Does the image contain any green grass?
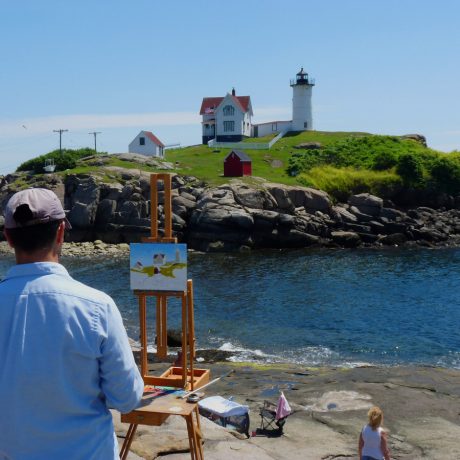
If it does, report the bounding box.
[17,130,460,201]
[164,131,413,187]
[167,144,299,186]
[242,133,277,143]
[299,166,403,202]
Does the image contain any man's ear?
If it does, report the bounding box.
[3,229,14,248]
[56,221,66,245]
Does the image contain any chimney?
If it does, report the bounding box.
[231,87,236,96]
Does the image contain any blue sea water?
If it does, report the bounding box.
[1,248,459,368]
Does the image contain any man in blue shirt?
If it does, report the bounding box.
[0,188,144,460]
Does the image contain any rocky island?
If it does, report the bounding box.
[1,153,460,252]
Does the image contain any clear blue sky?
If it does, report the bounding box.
[1,0,459,174]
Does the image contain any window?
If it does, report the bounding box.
[272,123,277,131]
[224,121,234,132]
[223,105,235,116]
[139,137,145,145]
[304,122,308,128]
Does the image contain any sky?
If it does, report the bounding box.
[1,0,460,175]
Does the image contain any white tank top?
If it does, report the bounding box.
[362,424,384,459]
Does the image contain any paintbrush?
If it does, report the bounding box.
[179,369,235,400]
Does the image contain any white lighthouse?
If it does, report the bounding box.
[290,67,315,131]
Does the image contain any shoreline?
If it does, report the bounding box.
[114,361,460,459]
[131,343,460,372]
[0,240,459,259]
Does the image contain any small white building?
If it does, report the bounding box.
[252,120,292,138]
[200,68,315,144]
[129,131,165,157]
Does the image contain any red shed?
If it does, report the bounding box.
[224,150,252,177]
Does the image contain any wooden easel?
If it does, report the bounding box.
[120,173,209,460]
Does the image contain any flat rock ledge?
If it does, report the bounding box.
[114,363,460,459]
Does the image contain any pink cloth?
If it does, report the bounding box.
[275,392,291,421]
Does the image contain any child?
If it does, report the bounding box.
[358,406,391,460]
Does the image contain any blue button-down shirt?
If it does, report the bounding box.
[0,262,144,460]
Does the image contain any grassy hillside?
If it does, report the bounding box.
[13,131,460,203]
[164,131,371,186]
[165,131,460,201]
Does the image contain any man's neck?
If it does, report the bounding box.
[15,250,59,265]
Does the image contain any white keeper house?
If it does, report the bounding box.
[199,68,315,144]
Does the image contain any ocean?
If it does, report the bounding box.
[1,248,459,368]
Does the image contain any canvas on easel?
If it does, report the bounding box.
[130,243,187,291]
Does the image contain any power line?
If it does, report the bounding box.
[88,131,102,154]
[53,129,68,154]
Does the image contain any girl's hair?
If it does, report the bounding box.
[367,406,383,430]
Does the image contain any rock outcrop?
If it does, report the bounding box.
[1,171,460,252]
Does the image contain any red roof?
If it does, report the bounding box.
[144,131,164,147]
[200,96,251,115]
[225,149,252,162]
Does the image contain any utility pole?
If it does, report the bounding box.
[89,131,101,154]
[53,129,68,155]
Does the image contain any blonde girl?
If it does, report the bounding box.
[358,406,390,460]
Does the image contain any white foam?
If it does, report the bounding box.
[129,335,379,368]
[436,351,460,370]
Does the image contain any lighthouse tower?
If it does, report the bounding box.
[290,67,315,131]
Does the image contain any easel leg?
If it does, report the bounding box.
[194,405,203,440]
[138,294,148,377]
[156,296,168,360]
[184,407,204,460]
[185,414,198,460]
[181,293,188,388]
[187,280,195,387]
[193,406,204,460]
[120,423,138,460]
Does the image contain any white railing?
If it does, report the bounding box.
[207,130,288,150]
[268,130,287,147]
[208,141,268,149]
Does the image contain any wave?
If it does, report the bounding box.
[214,339,371,367]
[436,351,460,369]
[128,334,460,370]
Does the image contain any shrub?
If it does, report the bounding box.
[287,150,324,175]
[429,156,460,193]
[372,150,398,170]
[287,135,431,177]
[396,153,424,186]
[17,148,104,173]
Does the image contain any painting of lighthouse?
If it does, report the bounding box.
[130,243,187,291]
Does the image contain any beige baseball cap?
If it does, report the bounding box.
[4,188,71,229]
